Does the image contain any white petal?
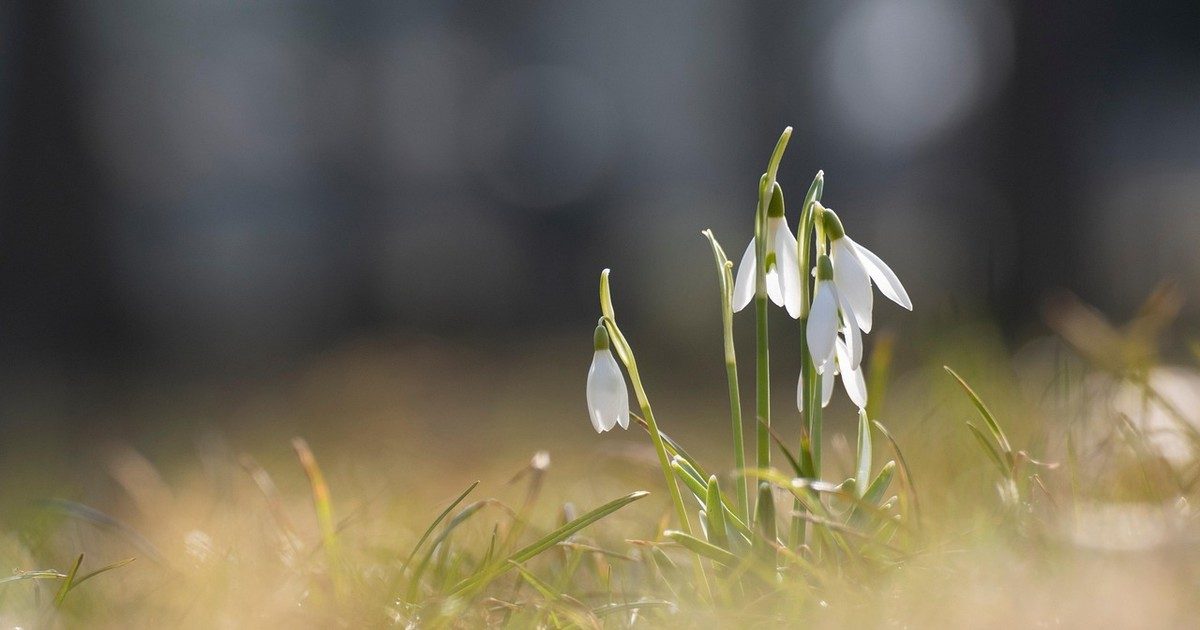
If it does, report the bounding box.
[766,267,784,307]
[842,313,863,370]
[587,349,629,432]
[807,280,839,374]
[796,371,805,413]
[832,239,874,333]
[836,342,868,409]
[774,224,803,319]
[848,237,912,311]
[731,240,756,313]
[821,367,835,407]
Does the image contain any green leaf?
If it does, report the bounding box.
[872,420,921,526]
[704,476,729,550]
[966,422,1009,476]
[592,599,676,618]
[670,459,751,540]
[403,480,479,574]
[448,491,649,598]
[754,482,777,552]
[945,366,1013,456]
[855,409,873,498]
[53,554,83,607]
[406,500,489,602]
[862,461,896,507]
[69,557,135,593]
[664,530,738,567]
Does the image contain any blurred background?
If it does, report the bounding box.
[0,1,1197,442]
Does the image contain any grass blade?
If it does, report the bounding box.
[0,570,67,587]
[862,461,896,507]
[855,409,873,498]
[966,422,1008,476]
[704,476,729,550]
[448,491,649,598]
[69,557,136,592]
[402,480,480,573]
[944,366,1013,456]
[406,500,489,602]
[872,420,922,528]
[664,530,738,567]
[292,438,337,554]
[53,554,84,607]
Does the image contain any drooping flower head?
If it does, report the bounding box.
[587,324,630,433]
[731,184,803,318]
[806,254,842,375]
[800,204,911,412]
[821,206,912,336]
[798,335,867,412]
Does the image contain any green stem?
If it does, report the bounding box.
[724,359,749,524]
[702,232,750,524]
[610,323,692,537]
[598,272,692,536]
[789,172,824,548]
[599,271,710,597]
[751,128,791,524]
[753,183,771,525]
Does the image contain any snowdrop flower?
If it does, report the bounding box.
[807,255,848,374]
[731,187,803,318]
[821,205,912,335]
[797,336,868,412]
[587,324,630,433]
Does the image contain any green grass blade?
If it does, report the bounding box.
[671,458,752,540]
[448,491,649,598]
[508,560,559,600]
[670,457,707,507]
[966,422,1008,476]
[704,476,729,550]
[69,557,135,593]
[292,438,339,557]
[664,530,738,567]
[945,366,1013,455]
[406,500,489,603]
[872,420,922,528]
[53,554,83,607]
[862,461,896,507]
[855,409,873,498]
[592,599,676,618]
[402,480,479,573]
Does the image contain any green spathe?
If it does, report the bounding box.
[593,324,610,351]
[816,255,834,281]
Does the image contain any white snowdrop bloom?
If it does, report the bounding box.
[806,255,845,374]
[732,192,803,317]
[821,206,912,335]
[797,336,867,412]
[587,325,630,433]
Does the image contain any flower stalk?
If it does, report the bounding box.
[702,230,751,523]
[753,127,792,524]
[597,270,692,537]
[791,171,824,546]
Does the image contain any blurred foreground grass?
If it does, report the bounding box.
[3,292,1200,627]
